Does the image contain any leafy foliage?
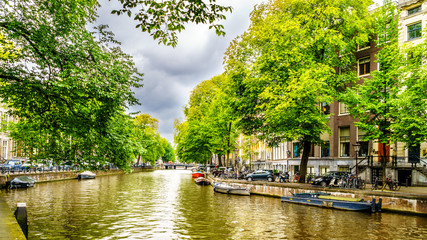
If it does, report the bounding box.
[0,1,140,169]
[111,0,232,46]
[0,0,228,169]
[174,74,238,164]
[225,0,372,182]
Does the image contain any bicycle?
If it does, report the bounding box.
[371,176,400,191]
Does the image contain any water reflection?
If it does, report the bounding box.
[1,170,426,239]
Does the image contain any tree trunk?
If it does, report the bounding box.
[382,142,387,183]
[226,122,232,168]
[218,154,223,167]
[299,140,311,183]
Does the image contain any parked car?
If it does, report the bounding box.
[21,161,43,172]
[311,171,349,187]
[0,159,25,171]
[245,170,275,182]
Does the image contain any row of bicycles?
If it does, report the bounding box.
[328,174,366,190]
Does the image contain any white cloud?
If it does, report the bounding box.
[96,0,381,144]
[96,0,265,144]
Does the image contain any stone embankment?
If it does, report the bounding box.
[214,178,427,215]
[0,167,152,188]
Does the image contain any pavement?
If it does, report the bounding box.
[366,184,427,195]
[0,194,26,240]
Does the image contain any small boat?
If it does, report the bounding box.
[194,177,211,185]
[8,176,36,188]
[191,168,205,179]
[213,182,251,196]
[281,192,382,212]
[78,171,96,179]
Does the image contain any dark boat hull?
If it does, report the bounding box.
[78,175,95,180]
[281,195,382,212]
[7,176,36,188]
[194,177,211,185]
[213,182,251,196]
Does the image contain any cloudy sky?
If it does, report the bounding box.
[96,0,383,144]
[96,0,265,144]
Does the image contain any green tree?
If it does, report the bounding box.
[391,32,427,151]
[174,119,212,164]
[174,74,238,166]
[0,0,231,169]
[161,139,175,163]
[132,114,166,165]
[341,0,402,181]
[225,0,372,182]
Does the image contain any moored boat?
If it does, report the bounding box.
[194,177,211,185]
[281,192,382,212]
[213,182,251,196]
[7,176,36,188]
[192,171,204,179]
[78,171,96,179]
[191,168,205,179]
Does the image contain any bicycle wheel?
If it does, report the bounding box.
[359,180,366,190]
[394,182,401,191]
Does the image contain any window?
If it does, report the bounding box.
[339,102,349,115]
[358,129,369,157]
[12,141,17,157]
[321,102,330,115]
[408,6,421,16]
[2,140,8,159]
[338,166,350,172]
[408,22,422,40]
[320,166,329,175]
[340,127,350,157]
[358,57,370,76]
[309,143,315,157]
[321,141,330,157]
[293,142,301,158]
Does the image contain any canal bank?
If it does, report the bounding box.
[0,167,153,188]
[213,177,427,215]
[0,193,26,240]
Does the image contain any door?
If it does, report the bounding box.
[398,170,412,186]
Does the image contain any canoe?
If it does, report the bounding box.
[281,192,382,212]
[194,177,211,185]
[213,182,251,196]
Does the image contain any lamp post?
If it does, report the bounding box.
[353,142,361,177]
[234,147,239,172]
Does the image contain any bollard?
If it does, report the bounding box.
[14,203,28,239]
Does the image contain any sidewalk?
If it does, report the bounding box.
[0,195,26,240]
[366,184,427,196]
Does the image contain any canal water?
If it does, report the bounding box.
[1,170,426,239]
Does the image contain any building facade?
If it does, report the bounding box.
[238,0,427,186]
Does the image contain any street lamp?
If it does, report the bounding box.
[353,142,361,177]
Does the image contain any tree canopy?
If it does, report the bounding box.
[174,74,238,165]
[224,0,372,182]
[1,0,220,169]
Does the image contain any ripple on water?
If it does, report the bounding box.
[1,170,426,239]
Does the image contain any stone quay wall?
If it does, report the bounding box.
[219,179,427,215]
[0,167,152,188]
